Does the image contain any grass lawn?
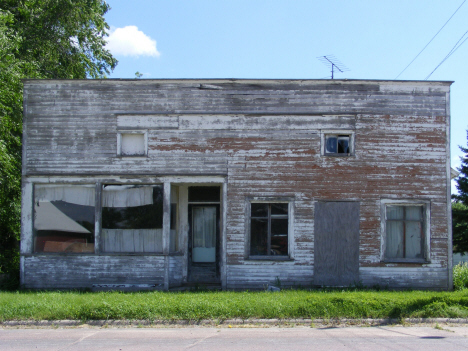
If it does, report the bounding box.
[1,289,468,321]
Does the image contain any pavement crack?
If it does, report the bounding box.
[56,330,100,351]
[184,331,217,350]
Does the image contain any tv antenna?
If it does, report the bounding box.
[317,55,349,79]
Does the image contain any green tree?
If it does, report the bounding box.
[453,130,468,253]
[0,10,25,279]
[0,0,117,282]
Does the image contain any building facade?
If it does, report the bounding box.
[20,79,453,290]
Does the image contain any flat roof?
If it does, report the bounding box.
[22,78,454,85]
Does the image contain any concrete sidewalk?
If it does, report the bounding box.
[1,326,468,351]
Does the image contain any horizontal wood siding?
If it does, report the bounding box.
[169,256,184,287]
[23,255,165,289]
[22,79,451,290]
[359,267,448,290]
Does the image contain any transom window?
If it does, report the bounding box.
[385,204,426,261]
[250,203,288,257]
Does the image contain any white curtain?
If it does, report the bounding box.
[102,185,154,208]
[35,185,95,206]
[386,205,423,259]
[193,207,216,248]
[386,221,403,258]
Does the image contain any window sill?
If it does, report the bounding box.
[24,252,95,256]
[323,153,354,157]
[382,258,429,264]
[23,252,171,257]
[116,155,148,158]
[247,256,293,261]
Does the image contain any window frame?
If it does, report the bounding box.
[246,197,294,261]
[32,183,97,254]
[380,199,431,263]
[100,183,165,254]
[320,130,355,157]
[117,130,148,157]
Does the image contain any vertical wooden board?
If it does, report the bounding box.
[121,230,135,252]
[114,230,123,252]
[134,230,144,252]
[143,230,156,253]
[314,201,360,286]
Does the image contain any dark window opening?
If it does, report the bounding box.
[325,135,351,155]
[188,186,220,202]
[101,184,164,253]
[102,185,163,229]
[250,203,288,256]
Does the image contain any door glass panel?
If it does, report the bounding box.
[192,206,216,262]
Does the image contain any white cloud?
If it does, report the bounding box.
[106,26,160,57]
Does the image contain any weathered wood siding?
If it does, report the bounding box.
[22,79,452,290]
[23,256,165,289]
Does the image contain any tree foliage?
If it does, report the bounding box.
[0,0,117,278]
[453,130,468,253]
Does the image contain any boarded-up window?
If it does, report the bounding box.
[250,203,288,257]
[33,185,95,253]
[385,205,425,260]
[120,133,146,156]
[101,184,163,253]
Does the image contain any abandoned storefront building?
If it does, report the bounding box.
[20,79,453,290]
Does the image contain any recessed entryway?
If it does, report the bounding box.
[187,186,221,283]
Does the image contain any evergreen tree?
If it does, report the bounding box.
[453,130,468,253]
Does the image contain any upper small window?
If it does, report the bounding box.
[321,131,354,156]
[118,132,147,156]
[326,135,349,154]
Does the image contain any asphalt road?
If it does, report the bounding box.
[1,326,468,350]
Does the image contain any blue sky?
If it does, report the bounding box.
[103,0,468,192]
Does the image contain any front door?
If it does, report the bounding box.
[188,205,220,283]
[192,206,217,263]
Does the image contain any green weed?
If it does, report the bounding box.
[453,262,468,290]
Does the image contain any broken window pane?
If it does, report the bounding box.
[337,136,349,153]
[101,184,163,253]
[34,185,95,253]
[325,134,351,155]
